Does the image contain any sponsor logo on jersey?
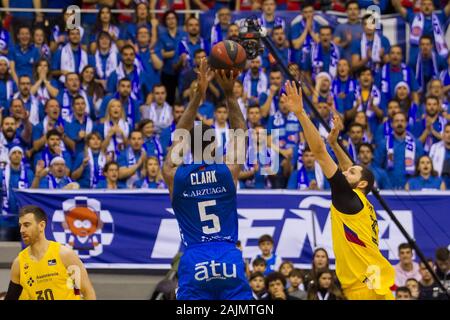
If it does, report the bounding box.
[194,260,237,281]
[48,259,57,266]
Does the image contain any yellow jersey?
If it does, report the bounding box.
[18,241,80,300]
[331,189,395,296]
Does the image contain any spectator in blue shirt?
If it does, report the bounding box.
[174,17,209,75]
[56,72,95,122]
[12,75,44,126]
[346,67,384,133]
[411,35,448,93]
[0,57,15,110]
[135,25,164,98]
[33,27,51,61]
[88,6,120,53]
[239,125,272,189]
[267,94,301,188]
[34,156,76,189]
[49,7,84,53]
[413,96,447,153]
[139,119,164,164]
[333,1,364,62]
[8,26,40,85]
[141,84,174,135]
[240,57,268,107]
[133,156,166,189]
[32,98,74,156]
[95,161,125,189]
[374,112,424,189]
[311,26,341,80]
[429,123,450,189]
[358,142,393,189]
[381,46,420,105]
[258,0,286,35]
[287,145,329,190]
[332,59,357,118]
[107,45,149,102]
[290,3,320,72]
[51,28,89,86]
[350,14,390,80]
[392,0,450,67]
[33,128,73,173]
[0,146,34,215]
[375,99,402,144]
[160,103,185,155]
[71,132,110,189]
[117,130,147,188]
[100,78,141,128]
[0,116,29,160]
[66,95,95,158]
[259,68,284,120]
[405,155,446,190]
[8,99,33,148]
[119,2,156,47]
[89,31,119,89]
[159,10,185,106]
[262,26,291,70]
[210,7,232,47]
[30,58,59,107]
[80,65,105,118]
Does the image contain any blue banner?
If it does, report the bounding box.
[15,190,450,269]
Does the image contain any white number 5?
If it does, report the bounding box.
[198,200,221,234]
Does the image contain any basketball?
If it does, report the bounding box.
[208,40,247,74]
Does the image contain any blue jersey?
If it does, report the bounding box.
[172,163,238,247]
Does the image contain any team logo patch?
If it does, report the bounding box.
[27,277,34,287]
[52,197,114,259]
[48,259,57,266]
[343,223,366,247]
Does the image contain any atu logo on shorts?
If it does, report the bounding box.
[51,197,114,260]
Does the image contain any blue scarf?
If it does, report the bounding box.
[423,116,447,153]
[312,43,339,79]
[144,136,164,166]
[0,161,28,215]
[48,173,72,189]
[0,29,10,51]
[296,143,309,190]
[387,131,416,175]
[141,176,165,189]
[415,53,439,91]
[332,77,356,97]
[42,146,60,167]
[114,93,135,128]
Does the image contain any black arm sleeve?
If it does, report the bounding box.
[328,169,364,215]
[4,281,23,300]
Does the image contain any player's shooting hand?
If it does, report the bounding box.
[196,58,209,98]
[327,112,343,146]
[282,80,304,116]
[214,69,239,97]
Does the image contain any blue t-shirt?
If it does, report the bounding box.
[334,22,364,61]
[171,163,238,247]
[95,179,126,189]
[262,46,290,70]
[120,22,152,43]
[287,169,330,190]
[407,175,443,190]
[368,164,393,190]
[159,28,186,75]
[8,44,40,79]
[0,79,16,110]
[289,19,320,69]
[373,135,424,189]
[9,0,34,19]
[66,117,94,157]
[380,64,420,101]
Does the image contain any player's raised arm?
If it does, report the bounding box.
[282,81,337,178]
[214,69,247,182]
[327,112,353,172]
[162,58,209,193]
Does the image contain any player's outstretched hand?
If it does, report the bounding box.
[327,112,343,146]
[196,58,209,98]
[281,80,304,116]
[214,69,239,97]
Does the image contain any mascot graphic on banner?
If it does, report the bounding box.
[52,196,114,259]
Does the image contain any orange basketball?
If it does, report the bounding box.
[208,40,247,74]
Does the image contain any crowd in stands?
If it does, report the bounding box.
[0,2,448,225]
